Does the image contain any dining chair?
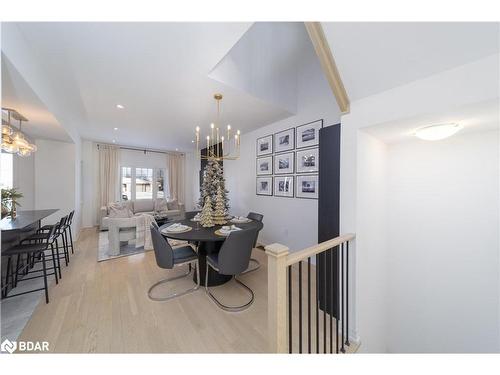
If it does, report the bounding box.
[205,228,257,312]
[148,223,200,301]
[184,210,200,220]
[244,212,264,274]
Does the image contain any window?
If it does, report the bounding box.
[1,152,13,190]
[135,167,153,200]
[155,168,165,199]
[121,167,132,201]
[120,166,167,201]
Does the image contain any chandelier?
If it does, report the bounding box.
[195,94,240,161]
[2,108,37,157]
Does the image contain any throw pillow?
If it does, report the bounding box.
[154,198,169,213]
[108,202,133,218]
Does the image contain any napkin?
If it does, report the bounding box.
[167,223,186,230]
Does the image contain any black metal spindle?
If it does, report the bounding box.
[346,241,350,347]
[336,244,341,354]
[341,242,345,353]
[316,256,319,353]
[308,257,311,353]
[330,248,333,353]
[299,261,303,353]
[288,265,292,353]
[322,253,326,353]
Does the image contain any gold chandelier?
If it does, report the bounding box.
[195,94,240,161]
[1,108,37,157]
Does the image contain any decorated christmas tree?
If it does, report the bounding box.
[212,186,227,225]
[199,159,229,211]
[200,196,214,228]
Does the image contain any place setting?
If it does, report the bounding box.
[215,224,243,237]
[161,222,193,234]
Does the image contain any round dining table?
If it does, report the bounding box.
[159,218,263,286]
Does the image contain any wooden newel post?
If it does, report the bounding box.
[265,243,290,353]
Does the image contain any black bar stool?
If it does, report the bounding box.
[1,224,59,304]
[37,215,70,266]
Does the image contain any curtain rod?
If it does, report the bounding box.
[96,142,185,156]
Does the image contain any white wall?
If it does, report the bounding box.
[34,139,77,230]
[13,154,35,210]
[224,36,341,251]
[341,54,500,352]
[355,131,388,352]
[386,130,499,352]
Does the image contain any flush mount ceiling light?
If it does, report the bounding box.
[414,123,463,141]
[116,104,124,109]
[113,127,118,130]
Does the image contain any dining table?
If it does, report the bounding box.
[159,218,263,286]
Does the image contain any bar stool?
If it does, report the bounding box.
[1,224,59,304]
[37,215,70,266]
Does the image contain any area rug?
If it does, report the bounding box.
[97,231,152,262]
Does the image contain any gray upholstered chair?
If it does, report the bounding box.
[244,212,264,274]
[148,223,200,301]
[205,228,257,312]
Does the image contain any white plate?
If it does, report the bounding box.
[163,225,190,233]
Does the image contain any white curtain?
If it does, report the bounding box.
[99,144,119,208]
[167,153,185,204]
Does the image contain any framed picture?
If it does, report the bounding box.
[274,128,295,153]
[274,151,294,174]
[295,119,323,149]
[256,156,273,176]
[296,174,318,199]
[256,135,273,156]
[274,175,294,198]
[296,147,319,173]
[256,177,273,196]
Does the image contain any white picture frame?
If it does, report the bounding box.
[256,156,273,176]
[296,147,319,173]
[274,151,294,175]
[296,174,318,199]
[296,120,323,149]
[274,128,295,153]
[256,177,273,196]
[256,134,273,156]
[274,175,294,198]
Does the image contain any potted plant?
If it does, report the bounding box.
[1,188,23,219]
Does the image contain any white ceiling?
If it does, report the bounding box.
[322,22,500,101]
[2,54,72,142]
[362,99,499,144]
[11,22,300,151]
[4,22,500,150]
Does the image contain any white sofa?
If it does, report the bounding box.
[100,199,184,230]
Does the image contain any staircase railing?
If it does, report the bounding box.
[265,233,355,353]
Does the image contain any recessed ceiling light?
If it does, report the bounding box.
[191,140,195,143]
[113,127,118,131]
[414,123,462,141]
[112,140,116,143]
[116,104,124,109]
[175,148,179,151]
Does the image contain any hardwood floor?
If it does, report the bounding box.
[18,227,358,353]
[18,228,269,353]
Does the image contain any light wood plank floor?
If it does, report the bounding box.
[18,227,357,353]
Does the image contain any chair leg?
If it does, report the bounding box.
[41,252,49,304]
[2,256,12,298]
[61,233,70,265]
[50,245,59,284]
[68,227,75,254]
[54,243,62,279]
[241,258,261,275]
[204,264,255,312]
[56,238,68,267]
[147,261,200,302]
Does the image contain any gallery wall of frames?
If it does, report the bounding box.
[256,119,322,199]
